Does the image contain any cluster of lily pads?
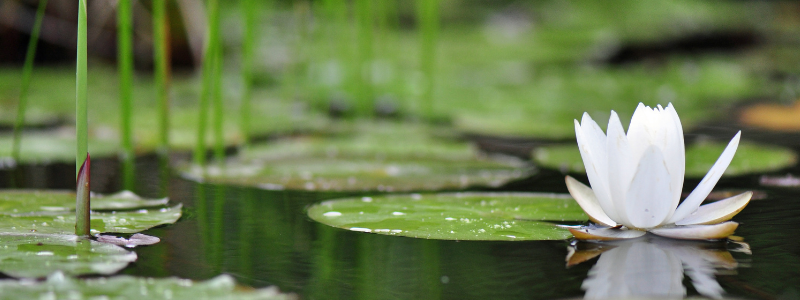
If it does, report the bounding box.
[0,189,293,298]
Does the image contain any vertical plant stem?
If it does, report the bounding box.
[354,0,373,117]
[75,154,91,236]
[118,0,135,190]
[194,0,220,166]
[417,0,439,120]
[153,0,171,154]
[240,0,257,148]
[12,0,49,163]
[212,41,224,162]
[76,0,88,176]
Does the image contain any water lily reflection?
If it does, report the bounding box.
[567,235,747,299]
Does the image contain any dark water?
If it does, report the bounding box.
[2,141,800,300]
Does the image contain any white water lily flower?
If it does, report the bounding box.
[566,103,752,240]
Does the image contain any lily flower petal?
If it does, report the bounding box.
[565,176,617,227]
[650,222,739,240]
[625,145,674,229]
[606,111,634,226]
[569,227,647,241]
[669,132,741,223]
[675,192,752,226]
[575,118,618,221]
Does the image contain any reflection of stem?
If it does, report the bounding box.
[194,183,209,268]
[421,239,442,299]
[210,185,226,273]
[238,189,255,281]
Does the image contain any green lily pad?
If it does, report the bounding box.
[532,141,797,177]
[184,123,533,191]
[0,204,183,235]
[185,157,530,192]
[308,193,588,241]
[0,234,136,278]
[0,190,169,215]
[0,132,118,165]
[0,272,294,299]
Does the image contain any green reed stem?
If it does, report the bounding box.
[75,154,90,236]
[153,0,170,154]
[194,0,220,166]
[76,0,88,176]
[417,0,439,120]
[12,0,48,163]
[118,0,135,190]
[240,0,256,148]
[354,0,373,117]
[212,45,224,162]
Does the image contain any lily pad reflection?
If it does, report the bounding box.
[533,141,796,177]
[0,234,136,278]
[308,193,588,241]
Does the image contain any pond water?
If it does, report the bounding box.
[2,129,799,300]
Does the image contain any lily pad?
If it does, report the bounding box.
[0,272,294,299]
[0,204,183,235]
[185,157,530,192]
[0,190,169,215]
[184,123,533,191]
[0,234,136,278]
[0,132,118,166]
[307,193,588,241]
[532,141,797,177]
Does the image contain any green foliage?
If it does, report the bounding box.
[0,234,136,278]
[308,193,588,241]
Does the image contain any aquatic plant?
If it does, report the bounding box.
[76,0,88,175]
[153,0,170,153]
[195,0,221,166]
[566,103,751,240]
[11,0,48,163]
[118,0,134,190]
[75,154,90,236]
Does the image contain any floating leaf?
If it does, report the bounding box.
[0,271,295,299]
[308,193,588,241]
[0,234,136,278]
[0,190,169,215]
[186,157,531,192]
[183,124,533,191]
[532,141,796,177]
[0,204,183,235]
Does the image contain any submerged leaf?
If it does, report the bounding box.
[0,190,169,215]
[0,234,136,278]
[0,271,295,299]
[308,193,588,241]
[0,204,183,235]
[532,141,796,177]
